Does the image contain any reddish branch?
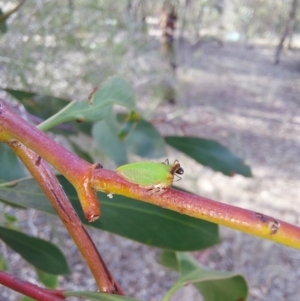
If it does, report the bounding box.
[1,99,300,249]
[0,100,100,221]
[91,169,300,249]
[7,141,123,294]
[0,271,64,301]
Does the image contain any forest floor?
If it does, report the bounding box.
[172,40,300,301]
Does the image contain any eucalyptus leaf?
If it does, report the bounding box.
[36,269,58,288]
[64,291,139,301]
[165,136,252,177]
[0,144,25,181]
[22,297,35,301]
[0,255,8,271]
[68,138,94,163]
[92,119,128,166]
[0,225,70,275]
[0,176,219,251]
[2,88,82,134]
[3,88,69,119]
[125,119,166,158]
[160,251,248,301]
[0,9,8,33]
[37,76,136,131]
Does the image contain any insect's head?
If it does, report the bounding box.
[173,160,184,176]
[175,166,184,175]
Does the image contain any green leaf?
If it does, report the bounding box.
[36,269,58,288]
[93,114,166,165]
[125,119,166,158]
[0,9,8,33]
[3,88,69,120]
[159,250,178,270]
[165,136,252,177]
[3,87,94,134]
[117,111,139,140]
[195,276,248,301]
[0,144,25,181]
[0,255,8,271]
[0,225,70,275]
[4,213,17,225]
[0,177,219,251]
[67,138,94,163]
[37,76,136,131]
[160,252,248,301]
[93,119,128,166]
[22,297,35,301]
[64,291,139,301]
[93,195,218,251]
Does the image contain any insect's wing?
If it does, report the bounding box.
[116,162,173,187]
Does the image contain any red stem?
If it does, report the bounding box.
[92,169,300,249]
[0,271,65,301]
[0,100,100,221]
[8,141,122,294]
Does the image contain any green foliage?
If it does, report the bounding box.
[0,8,7,33]
[93,115,166,165]
[22,297,35,301]
[165,136,252,177]
[64,291,139,301]
[3,89,69,120]
[0,176,219,251]
[4,79,252,175]
[160,251,248,301]
[0,255,8,271]
[37,76,136,132]
[0,226,70,275]
[36,269,58,289]
[93,118,128,165]
[0,144,25,182]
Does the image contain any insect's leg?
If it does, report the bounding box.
[146,184,167,195]
[174,174,182,182]
[163,159,169,165]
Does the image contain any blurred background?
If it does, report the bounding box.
[1,0,300,300]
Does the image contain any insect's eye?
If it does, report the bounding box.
[176,167,184,175]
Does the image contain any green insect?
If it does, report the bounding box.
[116,159,184,191]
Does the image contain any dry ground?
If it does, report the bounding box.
[174,41,300,301]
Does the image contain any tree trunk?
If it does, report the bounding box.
[274,0,299,65]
